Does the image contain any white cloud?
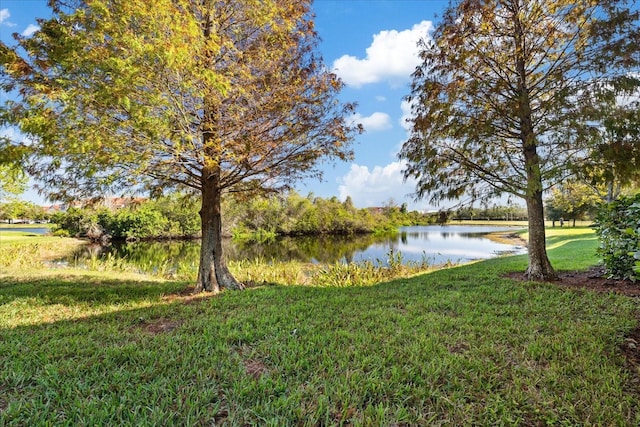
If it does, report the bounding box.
[338,161,419,208]
[350,112,392,132]
[1,126,36,146]
[375,96,387,102]
[399,99,413,132]
[21,24,40,37]
[1,126,21,141]
[391,100,415,154]
[332,20,433,88]
[0,8,16,27]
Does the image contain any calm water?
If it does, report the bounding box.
[352,225,526,265]
[0,227,50,235]
[68,225,526,272]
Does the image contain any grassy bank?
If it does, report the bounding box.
[1,228,639,425]
[452,219,593,228]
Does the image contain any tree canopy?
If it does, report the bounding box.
[544,181,601,226]
[0,0,359,291]
[0,164,27,201]
[0,134,28,201]
[400,0,640,280]
[582,100,640,202]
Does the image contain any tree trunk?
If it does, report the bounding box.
[522,144,557,281]
[196,10,243,293]
[524,191,557,281]
[512,6,557,282]
[194,171,244,293]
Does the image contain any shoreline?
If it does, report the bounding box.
[485,231,528,247]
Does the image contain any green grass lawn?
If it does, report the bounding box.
[1,228,639,426]
[0,230,49,243]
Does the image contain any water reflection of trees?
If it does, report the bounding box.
[229,234,384,263]
[400,231,408,245]
[65,226,523,272]
[457,232,489,240]
[402,231,431,241]
[69,233,392,271]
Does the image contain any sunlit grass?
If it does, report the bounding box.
[1,226,638,425]
[517,226,600,273]
[0,230,52,243]
[454,219,593,227]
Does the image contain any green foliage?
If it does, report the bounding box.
[595,193,640,281]
[1,0,359,207]
[149,194,200,237]
[545,181,601,224]
[583,102,640,201]
[108,206,170,240]
[0,164,28,200]
[453,204,528,221]
[51,194,200,240]
[400,0,639,206]
[0,200,46,222]
[50,207,99,238]
[49,191,436,242]
[51,228,70,237]
[230,191,434,240]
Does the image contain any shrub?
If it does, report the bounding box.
[595,193,640,281]
[50,208,101,239]
[52,228,71,237]
[109,206,171,240]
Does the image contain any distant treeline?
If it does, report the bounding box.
[450,205,528,221]
[49,192,437,241]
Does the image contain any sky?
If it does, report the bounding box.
[0,0,450,210]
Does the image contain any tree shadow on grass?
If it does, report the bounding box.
[0,274,191,306]
[546,234,597,247]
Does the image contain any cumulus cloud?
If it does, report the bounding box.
[0,126,36,146]
[21,24,40,37]
[350,112,392,132]
[1,127,22,142]
[338,161,419,208]
[0,8,16,27]
[399,99,414,132]
[332,20,433,88]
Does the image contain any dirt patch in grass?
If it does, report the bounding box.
[506,266,639,297]
[243,359,269,379]
[448,342,470,354]
[132,318,183,335]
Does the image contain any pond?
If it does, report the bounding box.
[67,225,526,274]
[0,227,51,235]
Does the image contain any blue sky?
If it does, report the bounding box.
[1,0,448,209]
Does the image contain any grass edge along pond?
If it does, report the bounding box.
[1,227,639,425]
